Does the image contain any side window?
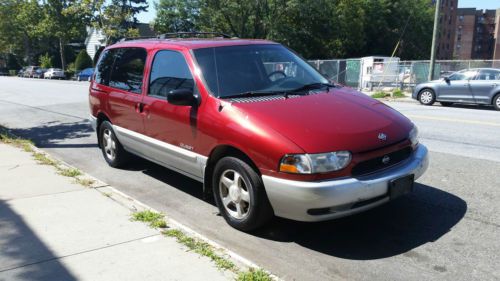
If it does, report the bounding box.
[95,49,115,86]
[476,70,500,81]
[109,48,147,94]
[148,50,194,98]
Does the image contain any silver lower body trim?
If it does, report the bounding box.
[262,144,429,222]
[112,125,207,182]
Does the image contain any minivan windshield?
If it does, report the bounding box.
[193,44,329,98]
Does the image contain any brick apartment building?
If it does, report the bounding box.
[436,0,458,60]
[453,8,500,60]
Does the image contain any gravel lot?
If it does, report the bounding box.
[0,77,499,281]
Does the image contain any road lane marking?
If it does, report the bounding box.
[406,114,500,127]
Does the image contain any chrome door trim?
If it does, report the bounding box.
[113,125,207,181]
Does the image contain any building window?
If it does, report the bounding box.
[459,15,464,21]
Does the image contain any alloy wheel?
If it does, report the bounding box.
[102,129,116,161]
[219,169,251,219]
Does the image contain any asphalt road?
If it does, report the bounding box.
[1,77,499,281]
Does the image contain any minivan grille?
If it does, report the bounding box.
[351,146,413,177]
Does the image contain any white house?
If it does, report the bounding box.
[84,24,157,60]
[85,27,106,60]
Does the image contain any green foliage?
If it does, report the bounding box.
[132,210,167,228]
[74,50,93,72]
[237,269,273,281]
[392,89,405,97]
[153,0,434,60]
[6,54,21,70]
[39,53,53,69]
[371,91,388,98]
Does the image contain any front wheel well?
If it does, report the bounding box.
[418,88,435,98]
[203,145,260,198]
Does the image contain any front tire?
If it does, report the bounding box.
[419,89,436,105]
[212,157,273,231]
[99,121,129,168]
[494,94,500,111]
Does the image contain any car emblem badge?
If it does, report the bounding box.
[382,155,390,165]
[378,133,387,141]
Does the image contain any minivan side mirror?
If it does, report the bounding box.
[167,89,199,106]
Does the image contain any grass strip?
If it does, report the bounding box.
[237,268,273,281]
[132,210,168,228]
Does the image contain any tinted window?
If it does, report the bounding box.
[476,69,500,81]
[109,48,147,94]
[148,50,194,98]
[95,49,115,86]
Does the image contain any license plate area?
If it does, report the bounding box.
[389,174,414,199]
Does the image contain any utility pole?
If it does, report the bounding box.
[428,0,441,81]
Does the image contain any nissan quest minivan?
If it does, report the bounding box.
[89,34,429,231]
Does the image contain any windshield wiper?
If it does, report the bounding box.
[219,91,285,99]
[289,83,335,93]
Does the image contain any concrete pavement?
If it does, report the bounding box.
[0,142,234,281]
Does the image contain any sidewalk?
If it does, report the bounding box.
[0,142,234,281]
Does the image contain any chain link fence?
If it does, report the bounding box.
[309,59,500,91]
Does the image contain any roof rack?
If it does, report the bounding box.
[118,36,158,42]
[157,32,232,39]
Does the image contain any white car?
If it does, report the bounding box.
[44,68,65,79]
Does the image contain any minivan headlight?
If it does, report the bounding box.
[279,151,352,174]
[409,126,419,146]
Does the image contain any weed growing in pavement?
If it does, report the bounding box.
[33,152,59,166]
[132,210,168,228]
[163,229,237,272]
[75,177,95,187]
[392,89,405,98]
[237,268,273,281]
[58,167,83,177]
[0,130,34,152]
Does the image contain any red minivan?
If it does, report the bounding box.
[89,34,429,231]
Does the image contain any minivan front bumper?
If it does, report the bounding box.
[262,144,429,222]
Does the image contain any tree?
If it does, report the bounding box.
[153,0,200,33]
[39,53,53,68]
[74,49,93,71]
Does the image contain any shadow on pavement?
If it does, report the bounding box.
[440,103,495,111]
[252,183,467,260]
[0,201,76,280]
[6,121,95,149]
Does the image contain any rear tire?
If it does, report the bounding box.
[493,94,500,111]
[99,121,130,168]
[419,89,435,105]
[212,157,274,231]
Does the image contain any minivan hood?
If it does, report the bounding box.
[231,88,413,153]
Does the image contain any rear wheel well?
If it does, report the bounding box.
[203,145,260,198]
[492,92,500,105]
[96,113,110,148]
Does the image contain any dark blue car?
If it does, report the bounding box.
[76,68,94,81]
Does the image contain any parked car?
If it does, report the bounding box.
[43,68,65,79]
[18,67,27,77]
[89,36,429,231]
[33,68,47,79]
[413,68,500,110]
[23,66,40,78]
[75,68,94,81]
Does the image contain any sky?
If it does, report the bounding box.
[137,0,500,24]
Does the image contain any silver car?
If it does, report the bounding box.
[412,68,500,110]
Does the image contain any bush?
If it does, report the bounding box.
[74,50,92,72]
[9,70,17,76]
[371,91,388,98]
[392,89,405,98]
[6,54,20,70]
[39,53,53,69]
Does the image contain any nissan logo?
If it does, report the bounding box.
[382,155,390,164]
[378,133,387,141]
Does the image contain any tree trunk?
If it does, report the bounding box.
[59,38,66,71]
[22,33,32,65]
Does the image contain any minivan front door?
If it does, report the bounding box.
[140,49,205,180]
